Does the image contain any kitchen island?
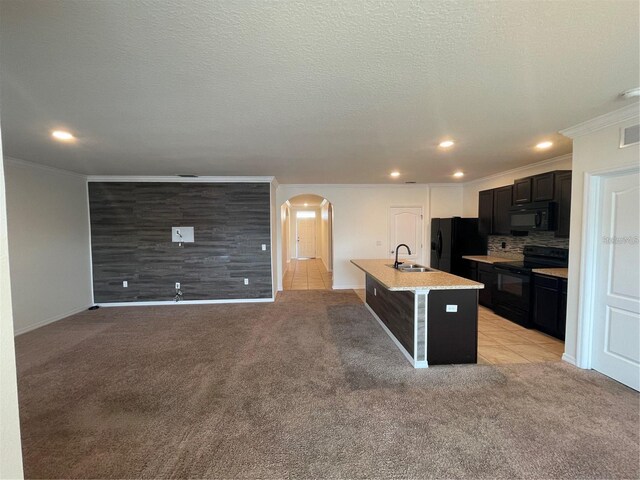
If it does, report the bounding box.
[351,259,484,368]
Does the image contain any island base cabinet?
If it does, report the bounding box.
[427,289,478,365]
[365,274,479,367]
[366,276,415,356]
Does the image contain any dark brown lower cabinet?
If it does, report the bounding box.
[459,259,478,281]
[532,274,567,340]
[477,263,496,309]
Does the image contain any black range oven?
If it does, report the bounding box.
[492,245,568,327]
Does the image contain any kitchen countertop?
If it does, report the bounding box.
[532,268,569,279]
[351,259,484,291]
[462,255,518,264]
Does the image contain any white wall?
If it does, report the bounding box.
[277,185,436,289]
[280,204,289,275]
[4,158,93,334]
[429,185,464,218]
[0,142,24,479]
[462,154,573,217]
[561,105,639,365]
[319,201,331,271]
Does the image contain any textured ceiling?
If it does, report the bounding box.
[0,0,638,183]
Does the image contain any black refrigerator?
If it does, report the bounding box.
[430,217,485,276]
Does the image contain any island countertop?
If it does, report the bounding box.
[351,259,484,292]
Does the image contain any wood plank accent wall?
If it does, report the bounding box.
[88,182,272,302]
[365,275,415,356]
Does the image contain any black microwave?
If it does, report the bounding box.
[509,201,556,231]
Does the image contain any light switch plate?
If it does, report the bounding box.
[262,244,267,251]
[122,281,128,288]
[172,226,194,243]
[446,304,458,313]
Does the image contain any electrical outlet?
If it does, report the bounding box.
[262,244,267,251]
[175,282,180,289]
[123,281,128,288]
[244,278,249,285]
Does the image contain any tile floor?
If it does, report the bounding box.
[353,289,564,365]
[283,258,333,290]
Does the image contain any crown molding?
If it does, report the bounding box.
[560,103,640,139]
[277,183,429,189]
[87,175,275,183]
[3,156,87,179]
[462,153,573,186]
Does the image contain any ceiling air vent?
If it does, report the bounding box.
[177,174,199,178]
[620,124,639,148]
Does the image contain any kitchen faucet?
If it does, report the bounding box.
[393,243,412,269]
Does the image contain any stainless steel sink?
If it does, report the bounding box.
[386,264,433,273]
[399,266,430,272]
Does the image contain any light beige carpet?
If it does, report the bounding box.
[15,290,639,479]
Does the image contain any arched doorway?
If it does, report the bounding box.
[281,194,333,290]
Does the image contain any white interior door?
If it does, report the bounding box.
[592,171,640,390]
[296,217,316,258]
[389,207,422,263]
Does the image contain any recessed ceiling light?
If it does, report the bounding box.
[304,203,309,207]
[390,171,400,177]
[439,140,455,148]
[453,171,464,178]
[536,141,553,150]
[621,87,640,99]
[51,130,74,141]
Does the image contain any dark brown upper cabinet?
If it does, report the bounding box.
[492,185,513,235]
[555,171,572,237]
[477,169,572,238]
[531,172,555,201]
[478,189,494,236]
[513,177,532,204]
[478,186,512,236]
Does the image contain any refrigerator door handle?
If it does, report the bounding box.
[437,230,443,259]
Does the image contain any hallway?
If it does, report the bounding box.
[282,258,332,290]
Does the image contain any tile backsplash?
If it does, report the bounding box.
[487,232,569,259]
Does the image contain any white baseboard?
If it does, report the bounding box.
[14,304,92,336]
[97,297,274,307]
[364,303,426,369]
[561,353,577,366]
[332,284,364,290]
